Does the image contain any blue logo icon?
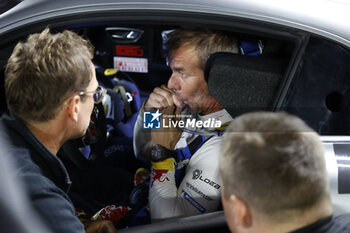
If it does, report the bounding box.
[143,110,161,129]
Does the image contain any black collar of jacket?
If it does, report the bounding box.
[1,113,72,193]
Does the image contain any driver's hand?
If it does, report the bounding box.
[151,104,182,150]
[146,85,182,150]
[84,219,117,233]
[145,85,177,111]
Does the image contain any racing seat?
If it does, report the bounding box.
[204,52,288,117]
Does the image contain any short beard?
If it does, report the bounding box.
[187,104,206,115]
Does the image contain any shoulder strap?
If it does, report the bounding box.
[174,124,230,186]
[175,135,213,161]
[113,86,132,118]
[175,122,230,161]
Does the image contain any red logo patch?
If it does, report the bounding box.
[151,169,170,187]
[116,45,144,57]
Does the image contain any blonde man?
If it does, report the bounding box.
[2,28,116,233]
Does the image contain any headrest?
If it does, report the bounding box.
[204,52,287,118]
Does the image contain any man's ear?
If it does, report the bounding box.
[67,95,81,122]
[231,195,253,228]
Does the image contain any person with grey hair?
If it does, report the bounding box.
[133,27,238,220]
[219,111,350,233]
[1,28,116,233]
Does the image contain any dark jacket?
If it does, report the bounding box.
[0,114,85,233]
[291,214,350,233]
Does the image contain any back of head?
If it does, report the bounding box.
[165,27,239,69]
[5,28,94,122]
[220,112,329,221]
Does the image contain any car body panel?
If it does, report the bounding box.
[323,138,350,215]
[1,0,350,47]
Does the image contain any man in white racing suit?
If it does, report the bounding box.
[133,27,238,221]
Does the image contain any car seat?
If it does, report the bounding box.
[204,52,288,118]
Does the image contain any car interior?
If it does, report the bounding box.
[1,13,350,232]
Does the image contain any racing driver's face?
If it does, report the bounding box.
[167,45,217,114]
